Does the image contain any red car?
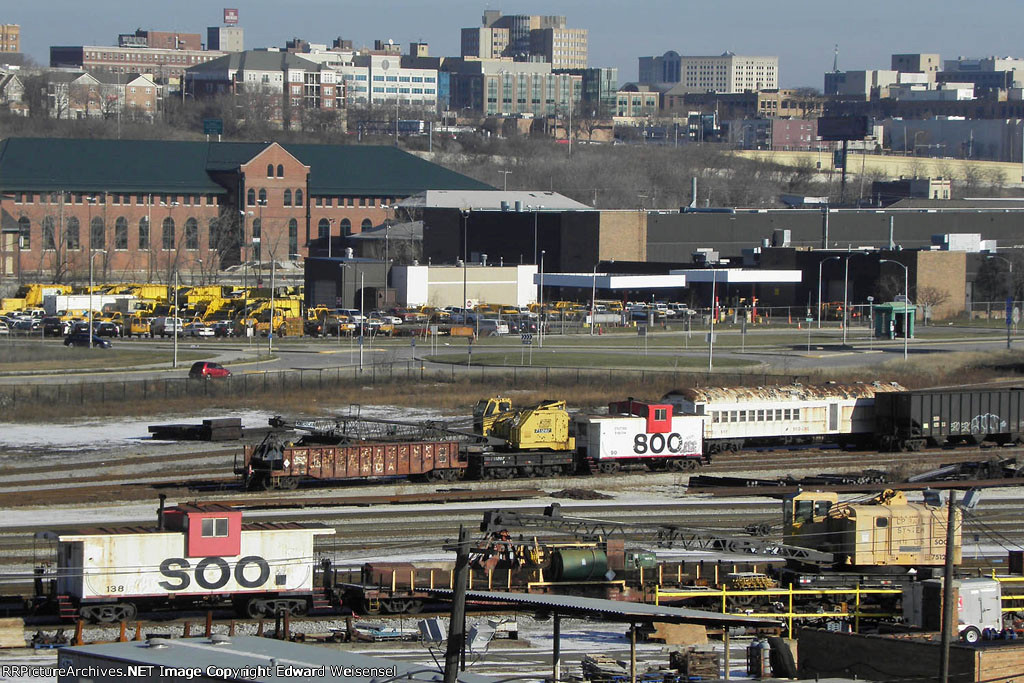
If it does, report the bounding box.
[189,361,231,380]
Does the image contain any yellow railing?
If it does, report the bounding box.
[654,585,902,637]
[993,575,1024,612]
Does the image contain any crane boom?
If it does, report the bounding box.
[481,504,834,565]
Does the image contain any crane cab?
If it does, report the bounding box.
[473,397,513,435]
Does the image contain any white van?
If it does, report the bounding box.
[476,319,509,336]
[150,316,183,338]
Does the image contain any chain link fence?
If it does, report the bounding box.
[0,362,811,411]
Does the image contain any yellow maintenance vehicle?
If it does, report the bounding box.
[784,488,961,569]
[488,399,575,452]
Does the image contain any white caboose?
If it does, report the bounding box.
[663,382,904,455]
[573,399,705,473]
[54,502,334,622]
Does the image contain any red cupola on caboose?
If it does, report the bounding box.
[161,503,243,558]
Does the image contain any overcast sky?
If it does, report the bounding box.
[13,0,1023,89]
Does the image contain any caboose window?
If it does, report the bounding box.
[739,411,747,423]
[793,409,801,420]
[776,409,783,420]
[712,412,720,423]
[784,409,791,420]
[202,518,229,537]
[814,500,832,517]
[757,410,765,421]
[875,518,889,528]
[654,408,667,421]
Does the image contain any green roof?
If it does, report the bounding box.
[0,138,225,194]
[0,137,492,197]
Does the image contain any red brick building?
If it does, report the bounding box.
[0,138,490,283]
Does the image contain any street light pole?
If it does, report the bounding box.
[590,263,598,336]
[359,271,365,371]
[269,254,276,355]
[841,253,869,347]
[818,256,841,329]
[987,255,1014,350]
[708,270,716,371]
[539,250,546,348]
[880,259,909,360]
[173,268,179,368]
[88,249,107,349]
[461,210,469,317]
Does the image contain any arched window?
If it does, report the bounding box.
[162,217,175,250]
[138,217,150,249]
[17,216,30,250]
[251,218,261,239]
[283,189,292,207]
[360,218,372,232]
[42,216,55,250]
[317,218,330,240]
[247,188,255,205]
[185,218,199,250]
[114,217,128,250]
[340,218,352,236]
[289,219,298,258]
[66,217,80,250]
[295,189,303,206]
[276,164,284,178]
[208,218,220,250]
[258,188,267,204]
[90,216,105,250]
[267,164,274,178]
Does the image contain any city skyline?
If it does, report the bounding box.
[9,0,1022,89]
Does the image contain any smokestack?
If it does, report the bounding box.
[158,494,166,530]
[889,216,895,250]
[689,177,697,209]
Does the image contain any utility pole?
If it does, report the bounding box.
[443,525,470,683]
[939,489,958,683]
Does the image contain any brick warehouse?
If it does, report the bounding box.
[0,138,489,283]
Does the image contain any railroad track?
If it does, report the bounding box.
[4,443,1021,508]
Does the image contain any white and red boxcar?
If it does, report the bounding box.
[54,503,334,622]
[573,400,705,473]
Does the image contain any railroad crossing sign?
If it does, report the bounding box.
[521,333,533,345]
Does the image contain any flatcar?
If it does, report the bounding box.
[39,500,334,622]
[662,382,905,455]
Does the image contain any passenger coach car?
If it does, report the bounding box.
[663,382,904,454]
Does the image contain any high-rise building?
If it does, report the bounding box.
[529,27,587,69]
[445,58,580,117]
[638,51,681,85]
[673,53,778,94]
[118,29,202,51]
[208,26,244,52]
[461,11,586,67]
[50,44,224,79]
[0,24,19,53]
[891,53,941,82]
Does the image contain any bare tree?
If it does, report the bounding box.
[915,285,951,323]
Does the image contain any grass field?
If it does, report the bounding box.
[424,350,759,369]
[0,343,206,372]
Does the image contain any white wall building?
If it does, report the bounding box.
[394,264,538,308]
[673,53,778,94]
[354,53,437,109]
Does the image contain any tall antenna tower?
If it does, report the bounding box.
[833,44,839,72]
